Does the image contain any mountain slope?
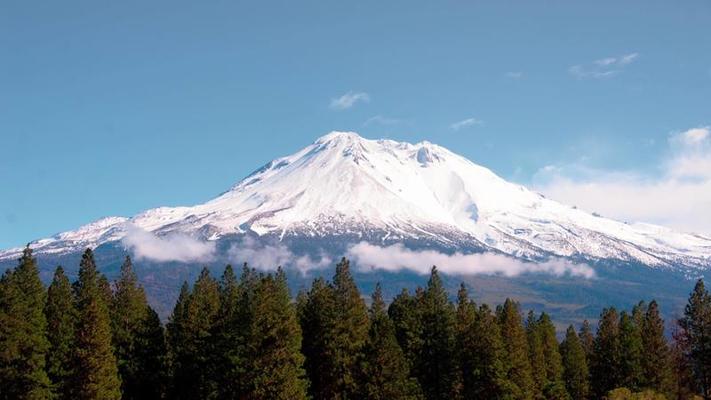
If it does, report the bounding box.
[2,131,710,270]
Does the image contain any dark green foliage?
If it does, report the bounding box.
[359,283,421,399]
[298,277,338,399]
[389,287,424,374]
[578,319,595,362]
[45,266,76,400]
[526,311,547,398]
[640,300,673,395]
[72,248,121,400]
[168,267,221,400]
[560,325,589,400]
[0,246,52,400]
[111,256,166,400]
[213,264,244,399]
[498,298,535,399]
[618,311,643,390]
[591,307,621,398]
[537,313,566,399]
[417,266,459,400]
[679,279,711,399]
[242,268,308,399]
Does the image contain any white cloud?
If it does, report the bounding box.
[347,242,594,278]
[533,126,711,234]
[570,52,639,79]
[505,71,523,79]
[450,117,483,131]
[329,91,370,110]
[227,237,332,273]
[363,115,402,126]
[121,224,216,263]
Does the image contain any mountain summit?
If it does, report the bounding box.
[2,131,710,270]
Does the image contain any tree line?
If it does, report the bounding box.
[1,246,711,399]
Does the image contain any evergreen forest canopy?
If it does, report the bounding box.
[2,246,711,400]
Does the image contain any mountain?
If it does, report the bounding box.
[2,131,710,270]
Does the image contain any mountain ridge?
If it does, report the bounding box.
[2,131,710,271]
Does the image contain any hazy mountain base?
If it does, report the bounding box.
[0,234,698,328]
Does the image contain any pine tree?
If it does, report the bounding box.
[242,268,308,399]
[560,324,589,400]
[170,267,221,400]
[457,284,478,399]
[72,248,121,400]
[358,283,422,399]
[45,266,77,400]
[591,307,621,398]
[388,287,423,376]
[578,319,595,362]
[498,298,535,400]
[526,311,546,399]
[417,266,459,400]
[640,300,673,395]
[679,279,711,399]
[537,312,566,399]
[0,245,52,400]
[298,277,338,399]
[213,264,244,399]
[133,307,167,399]
[166,281,190,396]
[111,256,165,400]
[330,257,370,399]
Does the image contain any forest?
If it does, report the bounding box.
[1,246,710,400]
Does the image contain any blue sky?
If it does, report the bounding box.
[1,0,710,248]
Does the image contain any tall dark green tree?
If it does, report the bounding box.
[213,264,245,399]
[168,267,221,400]
[72,248,121,400]
[242,269,308,399]
[298,277,338,399]
[0,246,52,400]
[537,312,567,399]
[618,311,643,391]
[578,320,595,362]
[389,287,423,375]
[44,266,77,400]
[417,267,459,400]
[640,300,673,395]
[560,325,589,400]
[111,256,166,400]
[359,283,421,399]
[679,279,711,399]
[457,284,478,399]
[498,298,535,400]
[526,311,546,399]
[591,307,621,398]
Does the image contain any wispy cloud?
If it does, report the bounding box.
[450,117,483,131]
[347,242,594,278]
[329,91,370,110]
[533,126,711,234]
[569,52,639,79]
[363,115,402,126]
[121,224,216,263]
[227,237,332,273]
[505,71,524,79]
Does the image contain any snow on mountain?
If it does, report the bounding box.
[2,131,711,269]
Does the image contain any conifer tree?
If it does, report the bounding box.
[359,283,422,399]
[591,307,621,398]
[0,245,52,400]
[526,311,546,399]
[498,298,535,400]
[388,287,423,375]
[213,264,244,399]
[298,277,338,399]
[578,319,595,362]
[169,267,221,400]
[133,307,167,399]
[329,257,370,399]
[417,266,459,400]
[537,312,566,398]
[560,324,589,400]
[456,284,478,399]
[242,269,308,399]
[679,279,711,399]
[640,300,673,395]
[45,266,77,400]
[111,256,165,400]
[72,248,121,400]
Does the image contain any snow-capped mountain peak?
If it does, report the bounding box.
[2,131,710,270]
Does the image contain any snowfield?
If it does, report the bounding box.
[2,131,710,270]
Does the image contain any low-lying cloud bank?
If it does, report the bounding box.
[228,237,332,273]
[121,224,216,263]
[347,242,595,278]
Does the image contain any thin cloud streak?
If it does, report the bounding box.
[329,91,370,110]
[450,117,483,131]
